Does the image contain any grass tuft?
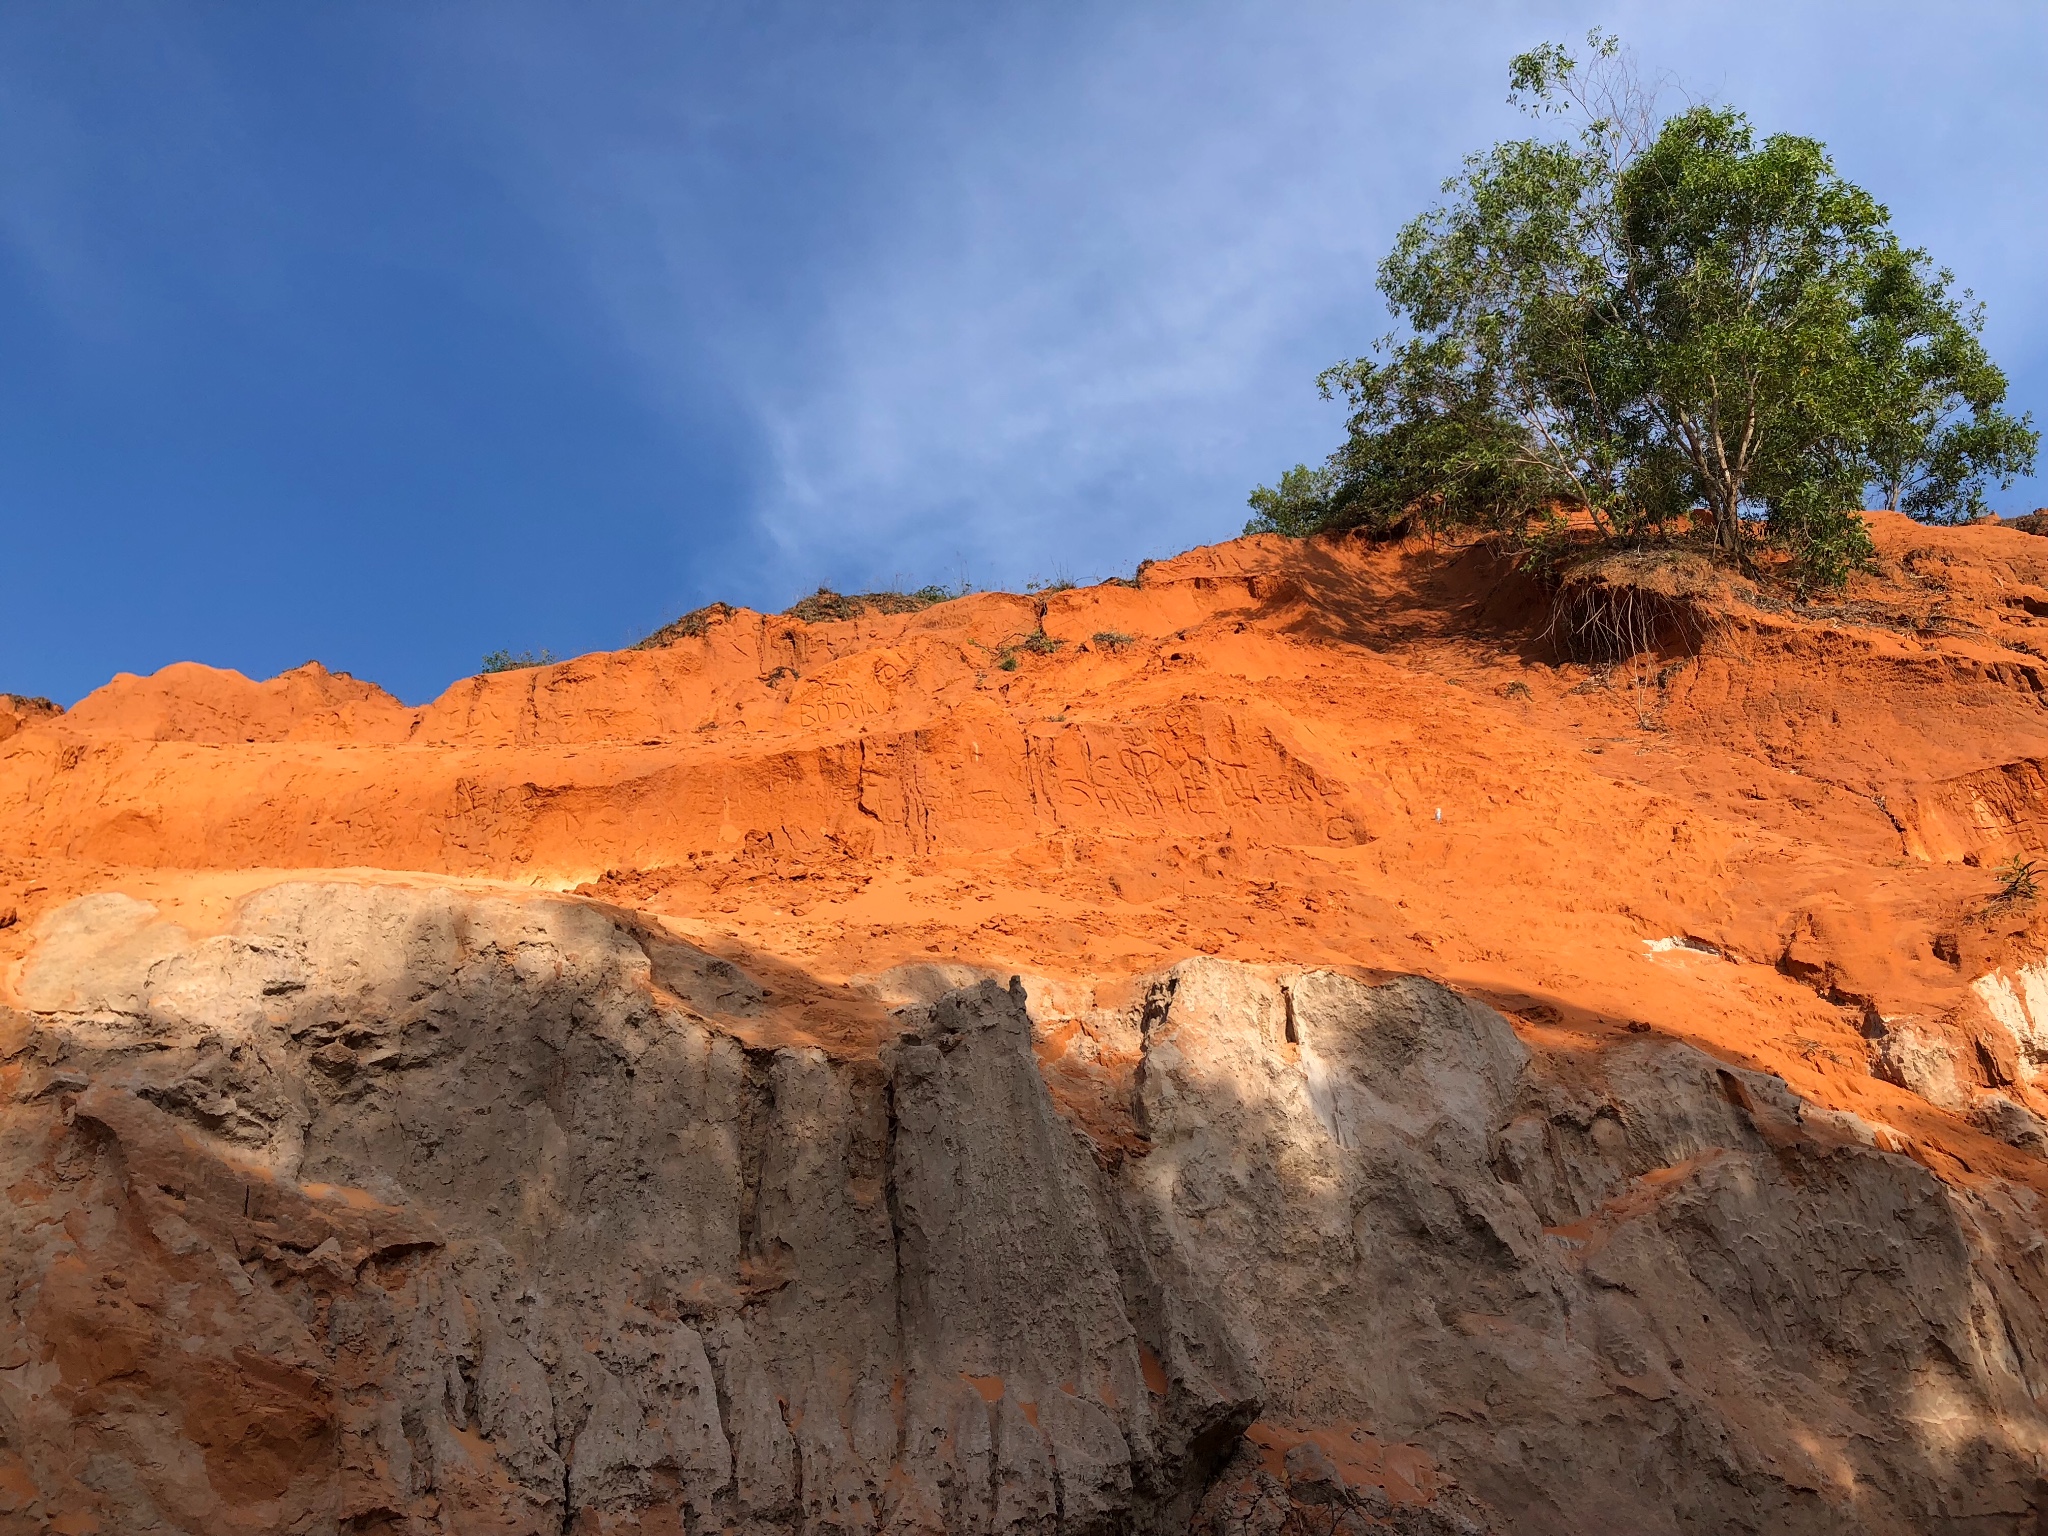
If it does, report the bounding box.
[784,585,951,623]
[1018,628,1064,656]
[635,603,736,650]
[1993,855,2041,904]
[481,648,556,674]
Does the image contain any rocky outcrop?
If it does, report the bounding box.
[0,694,56,747]
[6,883,2048,1534]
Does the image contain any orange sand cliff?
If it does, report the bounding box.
[9,514,2048,1177]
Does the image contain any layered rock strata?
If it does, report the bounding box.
[5,883,2044,1534]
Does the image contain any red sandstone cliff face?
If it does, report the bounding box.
[10,516,2048,1532]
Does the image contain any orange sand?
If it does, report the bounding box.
[9,513,2048,1189]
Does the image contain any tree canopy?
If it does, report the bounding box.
[1252,32,2037,589]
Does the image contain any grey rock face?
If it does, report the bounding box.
[3,884,2046,1533]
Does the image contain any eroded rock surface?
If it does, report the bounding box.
[5,884,2047,1533]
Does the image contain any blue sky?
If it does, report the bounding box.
[3,2,2043,706]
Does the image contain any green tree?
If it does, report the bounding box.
[1244,462,1338,537]
[1254,31,2036,588]
[1854,245,2038,522]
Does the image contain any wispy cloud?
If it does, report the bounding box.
[425,0,2047,602]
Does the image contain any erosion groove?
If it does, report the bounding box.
[1,883,2044,1534]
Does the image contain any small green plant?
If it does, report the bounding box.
[1993,856,2041,903]
[995,651,1020,671]
[1018,628,1064,656]
[481,648,556,674]
[1026,564,1078,594]
[1092,631,1136,652]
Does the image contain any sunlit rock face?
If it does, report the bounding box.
[5,884,2045,1535]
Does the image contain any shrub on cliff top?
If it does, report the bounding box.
[634,602,738,650]
[634,584,957,651]
[1251,31,2037,590]
[783,585,950,623]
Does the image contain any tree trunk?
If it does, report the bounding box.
[1714,494,1743,553]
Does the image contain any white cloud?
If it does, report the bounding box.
[425,0,2048,595]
